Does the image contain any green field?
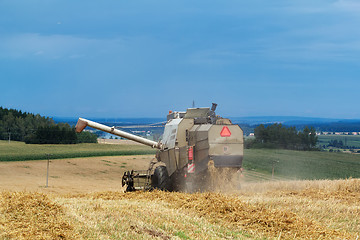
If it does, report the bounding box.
[244,148,360,180]
[0,140,156,161]
[318,135,360,148]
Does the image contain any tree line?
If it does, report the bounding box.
[0,107,97,144]
[247,123,318,151]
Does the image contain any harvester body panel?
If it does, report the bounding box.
[160,118,181,149]
[187,123,243,173]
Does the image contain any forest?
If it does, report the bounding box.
[248,123,318,150]
[0,107,97,144]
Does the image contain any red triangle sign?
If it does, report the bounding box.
[220,126,231,137]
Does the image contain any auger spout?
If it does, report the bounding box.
[75,118,163,149]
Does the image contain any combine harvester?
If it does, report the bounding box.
[76,103,244,192]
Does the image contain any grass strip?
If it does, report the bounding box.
[0,150,156,162]
[0,140,156,162]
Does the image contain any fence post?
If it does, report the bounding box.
[45,154,52,188]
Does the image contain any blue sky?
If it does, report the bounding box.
[1,0,360,118]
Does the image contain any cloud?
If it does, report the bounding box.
[279,0,360,14]
[0,33,125,60]
[333,0,360,12]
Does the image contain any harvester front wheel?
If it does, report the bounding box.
[151,166,170,191]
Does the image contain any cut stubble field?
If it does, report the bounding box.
[1,140,360,239]
[0,155,154,194]
[1,178,359,239]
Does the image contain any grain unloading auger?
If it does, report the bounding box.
[76,103,244,192]
[75,117,163,149]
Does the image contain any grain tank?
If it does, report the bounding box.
[75,103,244,191]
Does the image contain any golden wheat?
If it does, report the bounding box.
[0,192,78,239]
[1,178,359,239]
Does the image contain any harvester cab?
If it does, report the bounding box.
[75,103,244,192]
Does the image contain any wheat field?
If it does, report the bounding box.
[1,142,359,239]
[1,178,359,240]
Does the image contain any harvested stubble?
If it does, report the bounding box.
[258,179,360,236]
[0,192,78,239]
[85,190,355,239]
[284,178,360,204]
[1,179,359,239]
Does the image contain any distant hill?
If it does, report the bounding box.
[230,116,342,126]
[231,116,360,133]
[54,117,165,127]
[55,116,360,135]
[59,116,345,126]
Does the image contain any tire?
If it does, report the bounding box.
[151,166,170,190]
